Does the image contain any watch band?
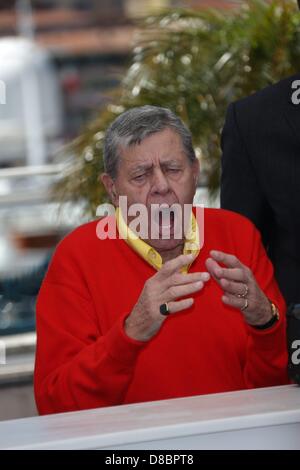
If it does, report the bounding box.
[251,301,280,330]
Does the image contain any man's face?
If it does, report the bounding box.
[104,128,199,252]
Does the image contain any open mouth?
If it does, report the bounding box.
[158,210,175,228]
[151,205,176,237]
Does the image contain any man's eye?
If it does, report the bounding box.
[133,174,146,181]
[167,168,180,173]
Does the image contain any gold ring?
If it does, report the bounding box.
[241,298,249,311]
[237,284,249,299]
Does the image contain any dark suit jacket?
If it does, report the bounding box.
[221,74,300,305]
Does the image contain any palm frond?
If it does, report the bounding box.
[56,0,300,218]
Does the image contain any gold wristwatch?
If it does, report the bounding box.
[252,300,280,330]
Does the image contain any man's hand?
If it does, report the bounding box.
[205,250,273,326]
[125,253,210,342]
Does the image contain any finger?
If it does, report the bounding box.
[219,278,249,296]
[167,297,194,314]
[159,253,196,277]
[166,281,205,301]
[205,257,224,279]
[222,293,247,310]
[170,271,210,287]
[206,258,246,283]
[210,251,243,269]
[218,268,247,282]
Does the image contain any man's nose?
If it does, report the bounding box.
[151,169,170,195]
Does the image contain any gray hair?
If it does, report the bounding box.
[103,105,196,179]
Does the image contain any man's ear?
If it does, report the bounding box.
[100,173,118,206]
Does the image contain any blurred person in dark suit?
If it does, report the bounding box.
[221,70,300,306]
[220,1,300,382]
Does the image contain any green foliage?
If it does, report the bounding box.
[56,0,300,217]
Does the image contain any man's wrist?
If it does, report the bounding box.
[249,300,280,330]
[124,313,150,342]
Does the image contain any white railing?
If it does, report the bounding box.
[0,163,70,206]
[0,163,66,179]
[0,385,299,450]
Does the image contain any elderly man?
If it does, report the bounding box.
[34,106,288,415]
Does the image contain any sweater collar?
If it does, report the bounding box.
[115,206,200,272]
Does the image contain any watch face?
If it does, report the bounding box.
[270,302,279,320]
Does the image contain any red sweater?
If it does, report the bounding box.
[34,208,288,415]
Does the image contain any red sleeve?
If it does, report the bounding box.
[241,220,289,388]
[34,241,146,415]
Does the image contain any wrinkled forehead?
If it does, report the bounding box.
[117,128,188,169]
